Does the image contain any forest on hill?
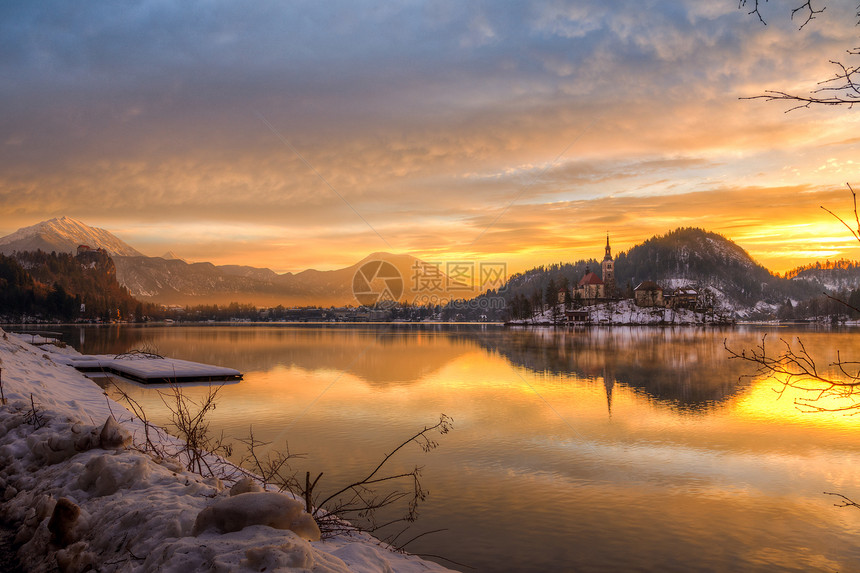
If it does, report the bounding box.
[478,228,849,321]
[1,250,155,322]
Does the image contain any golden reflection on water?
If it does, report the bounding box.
[77,325,860,572]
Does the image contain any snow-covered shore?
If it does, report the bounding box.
[0,329,454,573]
[508,300,732,326]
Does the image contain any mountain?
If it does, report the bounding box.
[0,219,478,306]
[2,219,838,313]
[0,217,143,257]
[112,251,478,306]
[160,251,184,261]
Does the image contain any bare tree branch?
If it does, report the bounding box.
[740,2,860,109]
[726,335,860,413]
[791,0,826,29]
[312,414,453,537]
[739,0,827,28]
[824,491,860,509]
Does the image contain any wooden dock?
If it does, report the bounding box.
[51,354,243,384]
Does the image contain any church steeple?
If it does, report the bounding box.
[601,233,615,298]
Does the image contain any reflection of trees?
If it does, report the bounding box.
[62,325,768,410]
[472,328,753,412]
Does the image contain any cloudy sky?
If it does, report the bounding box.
[2,1,859,274]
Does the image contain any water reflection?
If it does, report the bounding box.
[57,325,488,384]
[474,327,753,412]
[33,323,860,572]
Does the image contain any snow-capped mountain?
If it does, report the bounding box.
[0,217,476,306]
[0,217,143,257]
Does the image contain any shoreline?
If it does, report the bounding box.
[0,329,456,573]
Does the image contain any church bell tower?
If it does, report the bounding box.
[601,233,615,298]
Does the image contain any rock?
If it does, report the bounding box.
[48,498,80,547]
[192,492,320,541]
[98,415,130,450]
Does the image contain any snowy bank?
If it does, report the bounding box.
[508,300,732,326]
[0,329,454,573]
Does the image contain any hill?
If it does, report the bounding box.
[481,228,821,318]
[613,228,819,307]
[0,254,80,321]
[782,259,860,293]
[2,249,149,321]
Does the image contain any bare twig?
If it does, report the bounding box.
[156,382,228,475]
[726,336,860,412]
[739,0,826,28]
[109,382,167,457]
[26,393,45,429]
[739,2,860,109]
[825,491,860,509]
[821,183,860,243]
[107,379,454,554]
[114,348,165,360]
[234,428,302,492]
[791,0,826,29]
[312,415,453,537]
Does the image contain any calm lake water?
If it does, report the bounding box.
[42,324,860,571]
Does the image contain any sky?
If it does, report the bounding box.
[1,0,859,275]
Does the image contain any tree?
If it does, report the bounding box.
[740,1,860,110]
[544,278,558,310]
[560,276,572,310]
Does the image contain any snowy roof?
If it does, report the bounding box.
[578,272,604,286]
[634,280,662,291]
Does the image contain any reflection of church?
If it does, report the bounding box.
[574,234,616,304]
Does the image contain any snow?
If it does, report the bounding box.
[0,329,455,572]
[192,492,321,540]
[0,216,144,257]
[511,299,730,326]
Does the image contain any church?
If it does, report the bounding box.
[573,234,616,304]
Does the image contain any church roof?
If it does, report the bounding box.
[579,272,604,286]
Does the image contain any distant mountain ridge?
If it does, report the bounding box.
[112,251,474,306]
[3,218,853,313]
[782,259,860,293]
[0,217,143,257]
[1,218,476,306]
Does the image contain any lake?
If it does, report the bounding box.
[43,324,860,572]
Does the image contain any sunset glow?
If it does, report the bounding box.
[2,2,859,274]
